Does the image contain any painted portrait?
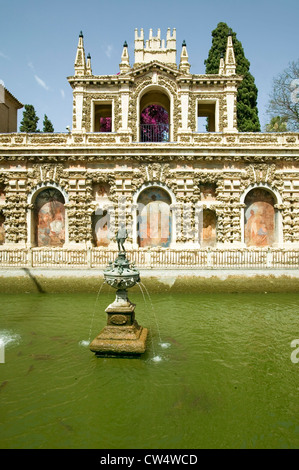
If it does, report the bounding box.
[244,189,275,247]
[93,183,110,201]
[0,184,5,202]
[137,187,171,247]
[93,211,110,247]
[200,183,217,201]
[35,189,65,247]
[200,210,217,247]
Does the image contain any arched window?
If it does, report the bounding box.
[140,90,170,142]
[34,188,65,247]
[137,187,172,247]
[244,188,276,247]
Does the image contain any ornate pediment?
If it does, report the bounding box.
[130,60,181,80]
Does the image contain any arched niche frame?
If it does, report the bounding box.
[240,183,283,247]
[91,202,114,247]
[137,84,173,142]
[27,182,69,247]
[132,182,177,248]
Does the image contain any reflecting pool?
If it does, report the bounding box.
[0,290,299,449]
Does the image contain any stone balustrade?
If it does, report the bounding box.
[0,247,298,269]
[0,132,298,148]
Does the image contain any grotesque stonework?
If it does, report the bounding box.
[0,28,298,259]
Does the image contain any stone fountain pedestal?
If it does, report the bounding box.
[89,251,148,357]
[89,290,148,356]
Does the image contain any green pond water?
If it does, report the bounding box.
[0,288,299,449]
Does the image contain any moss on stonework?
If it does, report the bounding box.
[0,273,299,294]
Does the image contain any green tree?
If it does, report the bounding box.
[205,22,260,132]
[19,104,40,132]
[267,59,299,132]
[43,114,54,132]
[265,116,288,132]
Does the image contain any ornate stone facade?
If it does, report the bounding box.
[0,28,299,253]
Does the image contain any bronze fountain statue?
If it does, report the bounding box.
[89,226,148,357]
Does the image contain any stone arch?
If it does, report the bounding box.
[132,182,176,248]
[28,183,68,247]
[27,181,69,205]
[241,184,282,247]
[137,84,173,142]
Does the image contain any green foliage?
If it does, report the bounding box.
[43,114,54,132]
[205,22,260,132]
[265,116,288,132]
[19,104,39,132]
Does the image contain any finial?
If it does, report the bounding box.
[79,31,83,38]
[123,41,128,47]
[182,40,186,47]
[87,53,91,59]
[227,28,233,37]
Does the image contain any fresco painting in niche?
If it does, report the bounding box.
[244,189,275,247]
[200,210,217,247]
[137,187,171,247]
[0,213,5,245]
[200,183,217,201]
[93,183,110,201]
[35,189,65,247]
[0,185,5,202]
[93,211,110,247]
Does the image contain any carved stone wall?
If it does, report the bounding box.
[0,156,298,248]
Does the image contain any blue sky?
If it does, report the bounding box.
[0,0,298,132]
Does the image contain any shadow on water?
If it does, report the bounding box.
[22,268,45,294]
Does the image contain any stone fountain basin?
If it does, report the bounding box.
[104,271,140,290]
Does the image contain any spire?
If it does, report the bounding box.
[224,30,236,75]
[179,40,190,74]
[86,53,92,75]
[74,31,86,76]
[218,52,225,75]
[119,41,131,74]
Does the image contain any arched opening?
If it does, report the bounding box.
[92,210,110,247]
[140,90,170,142]
[137,187,172,247]
[244,188,276,247]
[199,209,217,247]
[34,188,65,247]
[0,211,5,245]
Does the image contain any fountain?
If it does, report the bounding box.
[89,226,148,357]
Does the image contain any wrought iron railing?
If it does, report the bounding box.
[140,123,170,142]
[0,247,298,269]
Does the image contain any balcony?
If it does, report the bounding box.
[140,123,170,143]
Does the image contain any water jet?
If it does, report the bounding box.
[89,230,148,357]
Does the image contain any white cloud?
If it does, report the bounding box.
[28,63,50,91]
[60,89,65,99]
[34,75,50,91]
[28,61,35,72]
[104,44,113,59]
[0,51,9,60]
